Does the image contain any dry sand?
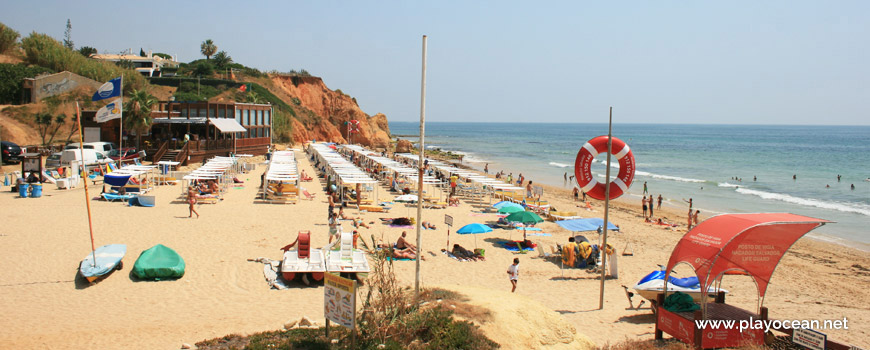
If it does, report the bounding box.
[0,149,867,349]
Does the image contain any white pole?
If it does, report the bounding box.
[414,35,428,298]
[119,75,124,157]
[598,107,613,310]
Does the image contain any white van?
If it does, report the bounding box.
[61,149,112,166]
[64,142,117,157]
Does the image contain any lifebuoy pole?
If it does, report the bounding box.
[599,107,613,310]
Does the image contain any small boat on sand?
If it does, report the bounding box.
[80,244,126,282]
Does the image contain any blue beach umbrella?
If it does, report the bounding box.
[456,223,493,249]
[492,201,522,209]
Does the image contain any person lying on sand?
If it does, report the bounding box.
[452,244,484,261]
[421,221,437,230]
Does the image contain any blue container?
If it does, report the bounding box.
[18,183,29,198]
[30,184,43,198]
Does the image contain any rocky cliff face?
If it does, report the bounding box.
[271,75,391,149]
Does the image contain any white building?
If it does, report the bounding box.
[92,51,180,77]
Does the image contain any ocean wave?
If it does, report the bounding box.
[549,162,572,168]
[718,182,740,188]
[735,188,870,216]
[635,171,706,183]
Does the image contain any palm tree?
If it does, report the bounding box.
[200,39,217,60]
[212,50,232,69]
[124,89,157,150]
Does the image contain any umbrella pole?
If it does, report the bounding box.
[598,107,613,310]
[414,35,427,300]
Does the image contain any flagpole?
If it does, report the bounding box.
[119,74,124,160]
[598,107,613,310]
[414,35,427,300]
[76,102,98,267]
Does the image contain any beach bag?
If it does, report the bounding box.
[473,248,485,257]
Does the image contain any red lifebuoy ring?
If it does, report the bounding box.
[574,135,635,200]
[348,120,361,133]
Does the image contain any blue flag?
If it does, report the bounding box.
[92,77,122,101]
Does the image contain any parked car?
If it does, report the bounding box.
[60,149,113,167]
[64,142,117,157]
[45,152,63,169]
[1,141,22,164]
[108,148,139,162]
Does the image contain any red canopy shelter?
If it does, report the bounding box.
[657,213,831,349]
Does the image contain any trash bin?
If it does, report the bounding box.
[30,184,43,198]
[18,183,29,198]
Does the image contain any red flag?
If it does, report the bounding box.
[238,84,247,93]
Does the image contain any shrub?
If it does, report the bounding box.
[192,61,214,77]
[0,21,20,54]
[20,32,146,91]
[0,63,54,104]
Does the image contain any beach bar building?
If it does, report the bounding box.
[148,101,272,165]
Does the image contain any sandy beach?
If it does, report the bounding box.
[0,149,867,349]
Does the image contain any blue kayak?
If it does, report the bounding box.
[80,244,127,282]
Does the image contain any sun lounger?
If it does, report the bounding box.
[358,205,389,213]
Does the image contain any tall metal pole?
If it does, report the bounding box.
[598,107,613,310]
[119,74,124,154]
[415,35,428,298]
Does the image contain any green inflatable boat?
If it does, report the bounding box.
[132,244,185,280]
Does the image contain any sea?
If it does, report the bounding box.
[388,122,870,250]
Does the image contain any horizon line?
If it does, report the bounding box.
[386,121,870,127]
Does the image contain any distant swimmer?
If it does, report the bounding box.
[826,184,830,188]
[753,176,757,181]
[793,174,797,181]
[852,184,856,190]
[837,174,841,182]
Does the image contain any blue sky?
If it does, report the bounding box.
[3,1,868,125]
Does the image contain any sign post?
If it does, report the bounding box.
[324,272,357,343]
[444,214,453,251]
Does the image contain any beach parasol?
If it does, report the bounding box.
[505,211,544,241]
[498,205,524,214]
[493,201,523,210]
[456,223,493,249]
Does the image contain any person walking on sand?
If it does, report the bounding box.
[526,181,533,198]
[693,210,700,227]
[643,181,649,196]
[484,163,489,174]
[657,194,663,210]
[507,258,519,293]
[187,186,199,218]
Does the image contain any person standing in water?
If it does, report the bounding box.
[643,181,648,196]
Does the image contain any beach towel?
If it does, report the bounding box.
[389,225,414,229]
[498,241,536,252]
[386,256,414,262]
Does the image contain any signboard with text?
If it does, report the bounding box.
[444,215,453,227]
[792,328,825,350]
[324,272,356,329]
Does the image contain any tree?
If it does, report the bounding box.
[78,46,97,57]
[0,21,20,54]
[139,48,146,57]
[115,59,135,69]
[200,39,217,60]
[212,50,232,69]
[63,19,73,50]
[192,61,214,77]
[35,112,66,146]
[124,89,157,149]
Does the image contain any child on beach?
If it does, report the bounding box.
[687,208,694,230]
[572,187,579,202]
[507,258,519,292]
[187,186,199,218]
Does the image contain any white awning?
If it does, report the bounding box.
[209,118,247,133]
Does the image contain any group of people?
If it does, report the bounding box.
[641,194,663,221]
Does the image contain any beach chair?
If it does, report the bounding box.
[537,245,555,260]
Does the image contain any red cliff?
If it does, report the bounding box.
[271,75,391,148]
